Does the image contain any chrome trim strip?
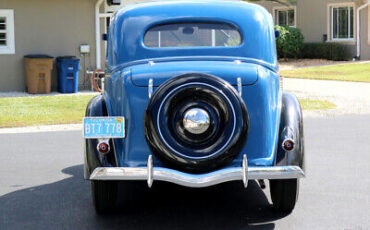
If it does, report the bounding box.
[242,154,248,188]
[147,155,153,188]
[148,78,153,98]
[237,77,242,97]
[90,166,305,188]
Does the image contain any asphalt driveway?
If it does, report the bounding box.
[0,115,369,230]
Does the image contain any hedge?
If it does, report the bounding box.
[301,43,353,61]
[275,26,304,59]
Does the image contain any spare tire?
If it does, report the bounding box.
[144,73,249,173]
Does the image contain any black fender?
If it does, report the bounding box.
[84,94,117,179]
[275,92,305,171]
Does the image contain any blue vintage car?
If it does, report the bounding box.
[84,0,305,214]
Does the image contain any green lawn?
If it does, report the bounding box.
[280,63,370,82]
[0,94,336,128]
[299,98,336,110]
[0,94,96,128]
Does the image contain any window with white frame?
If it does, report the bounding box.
[0,9,15,54]
[275,8,296,27]
[331,6,354,40]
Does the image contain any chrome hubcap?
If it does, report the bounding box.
[183,108,210,134]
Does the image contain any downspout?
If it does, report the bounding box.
[356,0,370,58]
[95,0,104,69]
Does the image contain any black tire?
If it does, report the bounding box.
[144,73,249,173]
[269,179,299,213]
[91,180,118,215]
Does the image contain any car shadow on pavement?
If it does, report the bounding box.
[0,165,288,230]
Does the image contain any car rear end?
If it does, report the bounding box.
[84,0,305,214]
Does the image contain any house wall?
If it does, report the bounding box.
[256,0,370,59]
[254,1,287,15]
[106,0,154,10]
[360,6,370,59]
[0,0,97,92]
[300,0,356,43]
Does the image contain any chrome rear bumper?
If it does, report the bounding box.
[89,155,305,188]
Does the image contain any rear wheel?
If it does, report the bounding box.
[91,180,118,215]
[269,179,299,213]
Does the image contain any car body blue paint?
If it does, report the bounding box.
[103,0,281,168]
[130,61,258,86]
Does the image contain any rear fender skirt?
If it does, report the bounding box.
[84,94,117,179]
[275,92,305,171]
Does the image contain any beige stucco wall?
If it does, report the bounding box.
[299,0,357,43]
[254,1,288,15]
[256,0,370,58]
[0,0,97,92]
[359,6,370,59]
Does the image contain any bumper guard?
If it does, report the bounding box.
[89,155,305,188]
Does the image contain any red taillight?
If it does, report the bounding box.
[282,139,295,151]
[97,140,110,154]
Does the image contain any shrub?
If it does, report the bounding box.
[275,25,304,59]
[301,43,353,61]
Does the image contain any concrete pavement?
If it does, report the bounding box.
[284,78,370,116]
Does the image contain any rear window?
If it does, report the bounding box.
[144,22,241,48]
